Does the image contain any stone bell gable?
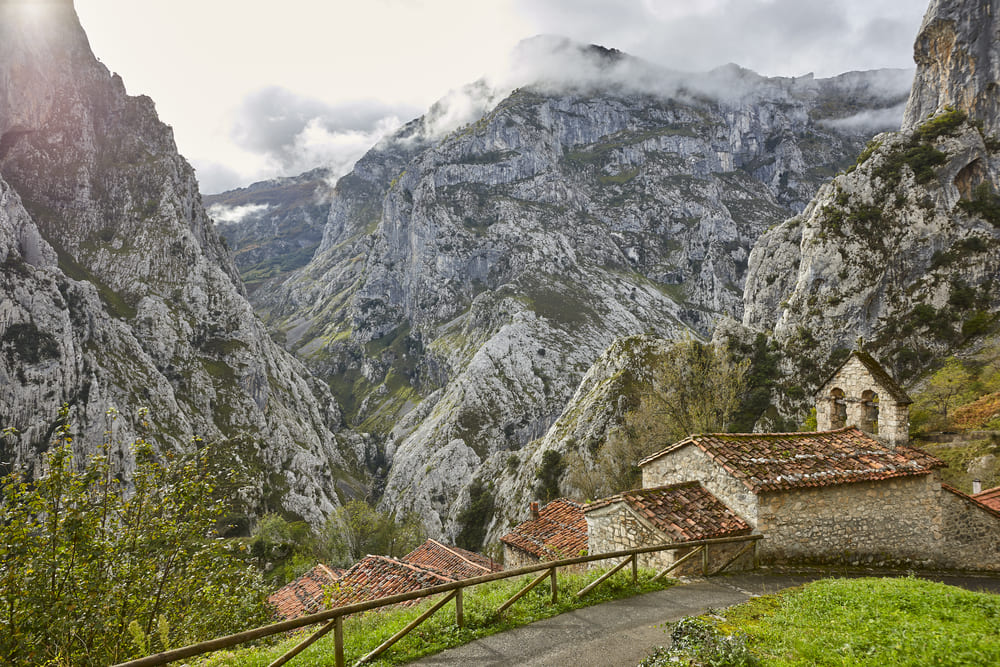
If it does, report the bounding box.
[815,351,912,446]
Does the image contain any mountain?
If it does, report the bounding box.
[253,38,913,540]
[0,1,367,526]
[204,168,332,293]
[740,0,1000,407]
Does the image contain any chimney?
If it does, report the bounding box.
[973,479,982,495]
[529,501,540,519]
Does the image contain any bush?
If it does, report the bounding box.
[0,407,270,665]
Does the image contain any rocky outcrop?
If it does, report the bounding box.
[0,1,365,525]
[743,0,1000,406]
[255,40,913,538]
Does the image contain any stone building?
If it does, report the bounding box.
[632,353,1000,571]
[584,481,752,574]
[815,350,912,446]
[500,498,588,569]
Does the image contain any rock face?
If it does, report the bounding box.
[742,0,1000,404]
[256,40,912,540]
[0,1,364,525]
[903,0,1000,136]
[204,168,332,294]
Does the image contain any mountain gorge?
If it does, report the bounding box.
[246,42,913,538]
[0,1,366,525]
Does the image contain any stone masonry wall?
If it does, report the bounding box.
[502,544,586,573]
[937,487,1000,571]
[642,445,758,525]
[816,356,908,445]
[756,475,941,566]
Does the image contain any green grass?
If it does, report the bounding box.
[661,577,1000,666]
[195,567,675,666]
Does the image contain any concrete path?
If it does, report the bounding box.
[411,572,1000,666]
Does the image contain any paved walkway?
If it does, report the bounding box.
[411,572,1000,666]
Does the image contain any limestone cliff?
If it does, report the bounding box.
[742,0,1000,407]
[0,1,365,525]
[254,40,912,539]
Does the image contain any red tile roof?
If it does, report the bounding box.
[500,498,588,561]
[327,555,455,608]
[585,481,751,541]
[402,539,501,579]
[267,564,345,620]
[971,485,1000,514]
[945,484,1000,520]
[639,427,945,493]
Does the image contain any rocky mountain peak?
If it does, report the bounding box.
[903,0,1000,136]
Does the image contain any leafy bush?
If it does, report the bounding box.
[0,407,270,665]
[639,616,758,666]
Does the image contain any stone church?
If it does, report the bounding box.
[586,351,1000,571]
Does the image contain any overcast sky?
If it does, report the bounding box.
[73,0,929,194]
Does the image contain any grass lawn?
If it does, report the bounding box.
[644,577,1000,666]
[195,567,674,666]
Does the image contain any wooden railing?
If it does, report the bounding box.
[115,533,763,667]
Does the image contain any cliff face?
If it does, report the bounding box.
[742,0,1000,404]
[252,42,912,538]
[0,1,365,525]
[903,0,1000,135]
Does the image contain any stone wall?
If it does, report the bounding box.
[585,502,755,576]
[816,355,908,445]
[756,475,941,566]
[642,445,758,525]
[502,544,537,570]
[937,487,1000,571]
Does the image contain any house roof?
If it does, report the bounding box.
[500,498,588,560]
[402,539,501,579]
[267,563,345,620]
[946,484,1000,520]
[973,485,1000,513]
[638,427,945,493]
[327,554,455,608]
[821,350,912,404]
[585,481,751,542]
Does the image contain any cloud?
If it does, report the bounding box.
[819,102,908,133]
[206,202,270,224]
[514,0,926,78]
[229,86,422,179]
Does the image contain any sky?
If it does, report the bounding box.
[73,0,930,194]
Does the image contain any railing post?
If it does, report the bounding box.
[334,616,344,667]
[631,554,637,585]
[455,587,464,628]
[752,538,759,569]
[550,567,558,603]
[702,544,709,575]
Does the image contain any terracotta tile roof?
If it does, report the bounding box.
[500,498,588,561]
[327,555,455,608]
[585,481,751,541]
[639,427,945,493]
[945,484,1000,520]
[267,563,345,620]
[402,539,501,579]
[971,485,1000,513]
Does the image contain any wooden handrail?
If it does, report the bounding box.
[114,533,763,667]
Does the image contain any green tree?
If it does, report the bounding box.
[0,407,269,665]
[314,500,425,566]
[455,478,495,551]
[535,449,567,502]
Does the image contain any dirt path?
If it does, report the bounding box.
[410,572,1000,666]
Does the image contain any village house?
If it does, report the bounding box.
[500,498,588,569]
[583,481,752,574]
[631,350,1000,570]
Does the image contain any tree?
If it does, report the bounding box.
[535,450,567,502]
[314,500,425,566]
[455,477,495,551]
[0,407,270,665]
[568,339,749,497]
